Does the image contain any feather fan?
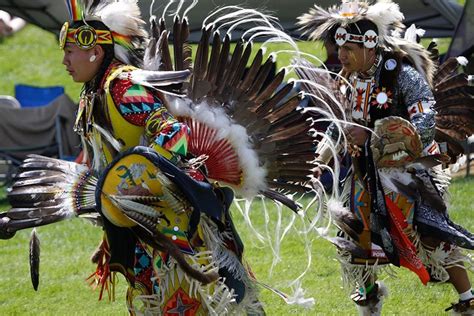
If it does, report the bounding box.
[0,155,98,239]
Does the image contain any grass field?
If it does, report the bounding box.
[0,11,471,316]
[0,177,473,315]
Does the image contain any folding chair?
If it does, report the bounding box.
[0,95,21,109]
[0,94,81,186]
[14,84,65,107]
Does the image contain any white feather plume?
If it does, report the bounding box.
[94,0,147,37]
[404,24,425,43]
[114,45,131,65]
[456,56,469,66]
[366,0,405,47]
[119,69,191,89]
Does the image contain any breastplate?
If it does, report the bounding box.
[348,76,376,125]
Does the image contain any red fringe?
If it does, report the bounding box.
[86,238,116,301]
[183,117,243,185]
[385,196,430,285]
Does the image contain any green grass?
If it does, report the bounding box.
[0,177,473,315]
[0,21,471,315]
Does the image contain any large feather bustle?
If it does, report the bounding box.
[151,4,324,198]
[138,2,342,307]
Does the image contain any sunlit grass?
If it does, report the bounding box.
[0,176,473,314]
[0,17,470,315]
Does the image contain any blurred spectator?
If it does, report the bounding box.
[0,10,26,38]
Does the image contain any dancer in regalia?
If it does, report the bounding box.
[298,0,474,314]
[0,0,331,314]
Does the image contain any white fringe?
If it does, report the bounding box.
[233,195,318,309]
[416,237,474,283]
[336,248,394,291]
[284,280,315,309]
[233,198,266,243]
[200,217,249,283]
[429,166,451,197]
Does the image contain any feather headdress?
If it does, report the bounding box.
[298,0,404,46]
[61,0,148,66]
[297,0,435,85]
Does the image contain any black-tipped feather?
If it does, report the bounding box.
[29,228,40,291]
[433,57,460,86]
[205,32,222,85]
[261,189,301,212]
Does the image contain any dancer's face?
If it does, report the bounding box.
[337,42,371,73]
[62,43,103,83]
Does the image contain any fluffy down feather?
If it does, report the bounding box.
[327,198,364,241]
